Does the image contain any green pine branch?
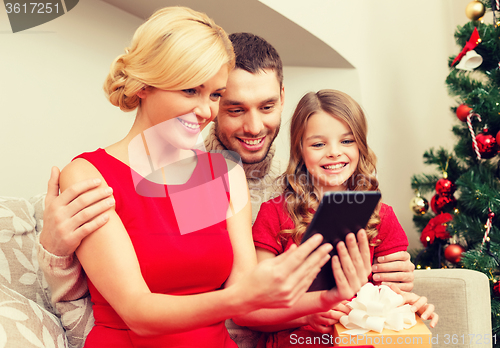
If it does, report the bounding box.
[461,244,499,271]
[456,164,500,215]
[446,69,486,96]
[410,173,440,195]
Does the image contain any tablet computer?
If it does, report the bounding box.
[301,191,381,291]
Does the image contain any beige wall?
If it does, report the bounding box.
[0,0,140,198]
[1,0,472,250]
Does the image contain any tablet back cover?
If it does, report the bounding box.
[303,191,381,291]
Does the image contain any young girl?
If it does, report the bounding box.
[251,90,438,347]
[55,9,372,348]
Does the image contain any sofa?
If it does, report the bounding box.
[413,268,492,348]
[0,194,493,348]
[0,194,66,347]
[0,195,94,348]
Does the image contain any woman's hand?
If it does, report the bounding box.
[320,229,372,306]
[237,234,333,310]
[390,284,439,328]
[306,301,350,333]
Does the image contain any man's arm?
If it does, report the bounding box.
[371,251,415,292]
[39,166,115,256]
[37,166,114,303]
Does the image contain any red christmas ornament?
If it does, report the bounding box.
[420,213,453,247]
[456,104,472,122]
[435,178,456,197]
[496,130,500,146]
[444,244,465,263]
[475,128,498,159]
[494,282,500,298]
[430,194,457,214]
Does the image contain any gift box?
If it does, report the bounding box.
[332,316,431,348]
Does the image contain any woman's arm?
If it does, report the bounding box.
[62,158,334,337]
[233,231,372,329]
[236,248,348,333]
[219,160,333,305]
[220,160,339,328]
[219,158,256,288]
[233,248,321,331]
[38,166,113,304]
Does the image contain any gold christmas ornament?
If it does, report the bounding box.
[410,194,429,215]
[466,1,486,21]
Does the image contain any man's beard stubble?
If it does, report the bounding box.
[214,120,280,165]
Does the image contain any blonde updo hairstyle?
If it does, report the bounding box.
[280,89,381,245]
[104,6,235,111]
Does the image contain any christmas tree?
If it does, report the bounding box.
[410,0,500,342]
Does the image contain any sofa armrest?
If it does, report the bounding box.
[413,268,492,348]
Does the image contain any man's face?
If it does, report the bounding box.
[215,68,284,164]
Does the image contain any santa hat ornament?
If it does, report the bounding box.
[456,50,483,71]
[452,27,482,68]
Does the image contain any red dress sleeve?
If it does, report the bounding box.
[252,196,294,255]
[373,203,409,258]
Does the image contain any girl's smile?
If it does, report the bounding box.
[321,162,348,172]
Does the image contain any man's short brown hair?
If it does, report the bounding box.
[229,32,283,87]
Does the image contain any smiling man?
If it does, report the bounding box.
[216,68,281,164]
[204,33,285,223]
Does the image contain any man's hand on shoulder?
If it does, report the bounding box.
[39,166,115,256]
[371,251,415,292]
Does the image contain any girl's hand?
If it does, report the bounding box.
[240,234,333,310]
[306,301,351,334]
[321,229,372,306]
[390,284,439,328]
